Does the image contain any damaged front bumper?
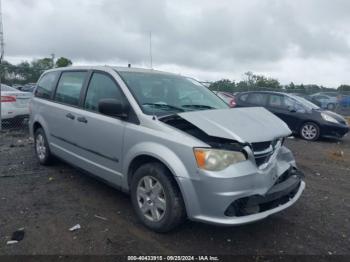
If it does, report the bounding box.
[177,146,305,226]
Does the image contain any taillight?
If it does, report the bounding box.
[0,96,17,103]
[229,98,236,108]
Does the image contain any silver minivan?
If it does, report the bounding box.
[29,66,305,232]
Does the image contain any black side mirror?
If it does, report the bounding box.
[98,98,129,119]
[288,105,297,113]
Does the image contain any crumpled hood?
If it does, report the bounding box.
[178,107,291,143]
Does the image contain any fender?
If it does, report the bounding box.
[122,142,194,213]
[31,113,50,141]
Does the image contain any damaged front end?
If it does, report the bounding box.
[159,108,305,225]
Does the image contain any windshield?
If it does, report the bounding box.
[289,95,320,110]
[118,71,228,116]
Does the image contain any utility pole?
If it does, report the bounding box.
[51,53,55,68]
[149,32,153,69]
[0,0,5,131]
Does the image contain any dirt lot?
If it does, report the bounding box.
[0,130,349,256]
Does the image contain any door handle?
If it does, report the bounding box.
[77,116,88,124]
[66,113,75,120]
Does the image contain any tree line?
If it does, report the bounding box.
[209,71,350,94]
[1,59,350,93]
[0,57,72,85]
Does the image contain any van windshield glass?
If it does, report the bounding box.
[117,71,228,115]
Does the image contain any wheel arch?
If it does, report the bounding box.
[299,120,321,139]
[123,143,193,216]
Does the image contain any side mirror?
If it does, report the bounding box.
[288,105,297,113]
[98,98,129,119]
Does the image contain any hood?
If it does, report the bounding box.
[178,107,291,143]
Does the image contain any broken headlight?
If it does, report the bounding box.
[194,148,247,171]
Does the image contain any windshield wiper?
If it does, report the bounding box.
[181,104,215,110]
[142,103,185,112]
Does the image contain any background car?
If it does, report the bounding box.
[213,91,236,107]
[310,93,338,110]
[21,83,37,93]
[289,93,322,107]
[12,84,24,90]
[338,95,350,108]
[235,91,349,141]
[1,84,32,124]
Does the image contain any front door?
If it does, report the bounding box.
[266,94,300,133]
[72,72,128,185]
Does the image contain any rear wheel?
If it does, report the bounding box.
[130,162,186,232]
[34,128,54,165]
[300,122,320,141]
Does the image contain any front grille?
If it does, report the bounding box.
[251,139,281,168]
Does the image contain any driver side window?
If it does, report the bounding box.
[84,73,124,112]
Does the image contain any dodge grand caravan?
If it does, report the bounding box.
[29,66,305,232]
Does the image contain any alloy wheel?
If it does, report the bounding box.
[136,176,167,222]
[36,134,46,160]
[301,124,318,140]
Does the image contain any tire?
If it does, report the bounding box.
[327,103,335,110]
[130,162,186,232]
[34,128,54,165]
[300,122,320,141]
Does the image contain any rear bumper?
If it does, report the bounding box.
[1,107,29,120]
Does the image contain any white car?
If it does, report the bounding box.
[1,84,32,123]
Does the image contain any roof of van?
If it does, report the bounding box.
[45,66,177,76]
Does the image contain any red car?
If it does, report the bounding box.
[213,91,236,107]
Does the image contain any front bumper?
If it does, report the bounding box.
[321,123,349,139]
[178,146,305,226]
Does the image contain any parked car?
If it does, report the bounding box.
[213,91,236,107]
[310,93,338,110]
[30,67,305,232]
[235,91,349,141]
[289,93,322,107]
[0,84,32,124]
[318,92,338,98]
[21,84,36,93]
[12,84,24,90]
[338,95,350,108]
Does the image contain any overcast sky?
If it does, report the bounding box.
[3,0,350,87]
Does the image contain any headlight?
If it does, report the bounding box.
[194,148,247,171]
[321,112,339,124]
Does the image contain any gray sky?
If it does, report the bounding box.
[3,0,350,87]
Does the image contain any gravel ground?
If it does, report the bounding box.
[0,129,349,256]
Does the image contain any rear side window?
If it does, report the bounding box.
[35,72,59,99]
[246,93,268,106]
[54,72,86,106]
[84,73,124,112]
[268,94,292,109]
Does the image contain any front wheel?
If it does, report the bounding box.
[300,122,320,141]
[130,162,186,232]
